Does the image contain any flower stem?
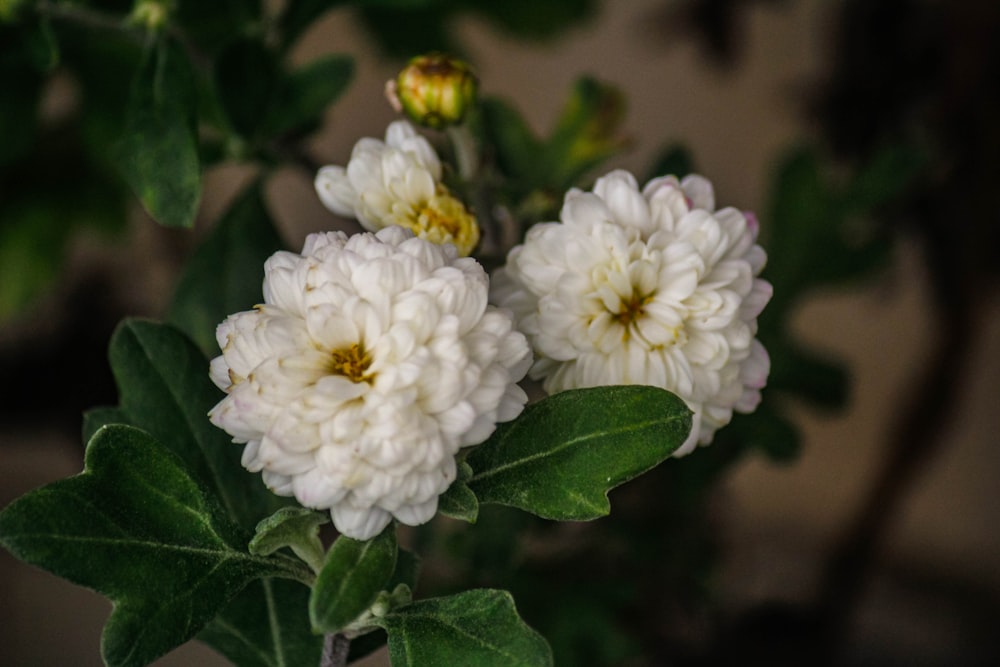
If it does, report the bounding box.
[321,633,350,667]
[446,124,479,182]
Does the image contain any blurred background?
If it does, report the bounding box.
[2,0,999,665]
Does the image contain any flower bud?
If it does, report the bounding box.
[128,0,173,32]
[389,53,478,130]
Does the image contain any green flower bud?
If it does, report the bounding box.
[128,0,173,33]
[390,53,478,130]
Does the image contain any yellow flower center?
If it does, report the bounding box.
[403,187,479,256]
[327,344,373,383]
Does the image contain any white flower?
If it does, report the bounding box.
[492,170,772,457]
[209,226,531,540]
[315,120,480,256]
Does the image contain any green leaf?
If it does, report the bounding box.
[116,41,201,228]
[214,37,281,140]
[249,507,328,574]
[107,318,288,531]
[168,181,285,356]
[467,386,692,520]
[264,54,354,137]
[310,524,398,633]
[280,0,349,51]
[646,143,696,181]
[374,589,553,667]
[0,425,309,667]
[198,578,322,667]
[438,460,478,523]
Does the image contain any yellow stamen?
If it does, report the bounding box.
[327,344,374,383]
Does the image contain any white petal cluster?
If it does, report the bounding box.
[209,226,531,539]
[492,170,772,456]
[315,120,479,256]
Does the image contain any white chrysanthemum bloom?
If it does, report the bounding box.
[315,120,480,256]
[209,226,531,540]
[492,170,772,457]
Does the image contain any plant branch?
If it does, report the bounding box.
[320,633,350,667]
[815,217,981,662]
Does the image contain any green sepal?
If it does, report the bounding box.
[467,386,692,520]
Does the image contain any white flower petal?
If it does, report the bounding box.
[209,230,530,536]
[494,169,771,454]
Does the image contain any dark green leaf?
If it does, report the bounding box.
[280,0,349,51]
[214,37,281,140]
[479,97,544,187]
[375,589,553,667]
[108,318,288,531]
[467,386,692,520]
[471,0,596,40]
[168,181,285,356]
[646,143,696,181]
[264,54,354,137]
[0,425,309,667]
[198,578,323,667]
[116,41,201,227]
[310,524,398,633]
[438,460,478,523]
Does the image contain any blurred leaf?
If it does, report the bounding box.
[281,0,349,51]
[472,0,596,40]
[479,97,545,188]
[214,37,282,141]
[199,578,323,667]
[116,41,201,227]
[168,181,285,356]
[374,589,553,667]
[467,386,692,520]
[0,129,127,320]
[0,425,310,667]
[438,460,478,523]
[264,54,354,137]
[175,0,261,55]
[730,404,802,463]
[545,77,627,189]
[0,27,43,166]
[310,524,398,633]
[357,5,455,58]
[764,336,849,409]
[646,143,696,180]
[107,319,289,531]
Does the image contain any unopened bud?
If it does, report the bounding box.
[128,0,172,32]
[389,53,478,130]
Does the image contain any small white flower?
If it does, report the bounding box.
[492,170,772,456]
[315,120,480,256]
[209,226,531,539]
